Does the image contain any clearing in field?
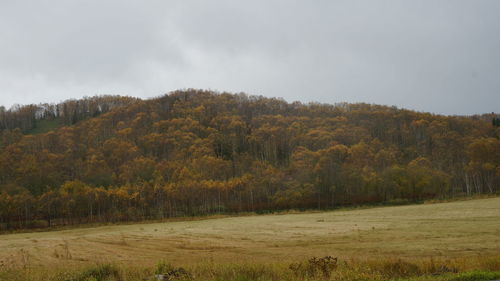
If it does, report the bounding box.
[0,198,499,269]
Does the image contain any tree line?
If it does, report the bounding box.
[0,90,498,230]
[0,95,138,133]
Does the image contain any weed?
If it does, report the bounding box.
[380,259,421,277]
[66,264,121,281]
[425,258,458,275]
[289,256,338,278]
[154,260,191,280]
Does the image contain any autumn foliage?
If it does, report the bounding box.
[0,90,498,230]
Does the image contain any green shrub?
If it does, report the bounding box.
[448,270,500,281]
[66,264,121,281]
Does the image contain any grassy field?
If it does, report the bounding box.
[0,197,499,280]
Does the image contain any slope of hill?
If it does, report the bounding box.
[0,90,498,230]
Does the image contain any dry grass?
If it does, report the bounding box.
[0,197,498,272]
[0,257,499,281]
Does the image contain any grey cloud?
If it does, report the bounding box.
[0,0,499,115]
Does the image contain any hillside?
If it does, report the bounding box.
[0,90,499,230]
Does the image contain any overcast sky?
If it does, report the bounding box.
[0,1,499,115]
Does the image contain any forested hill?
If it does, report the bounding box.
[0,90,499,230]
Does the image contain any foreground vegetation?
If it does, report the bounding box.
[1,256,500,281]
[1,90,499,231]
[0,198,499,280]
